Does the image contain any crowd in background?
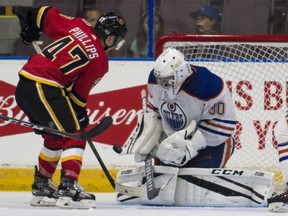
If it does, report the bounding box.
[1,0,288,57]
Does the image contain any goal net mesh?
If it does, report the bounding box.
[156,34,288,185]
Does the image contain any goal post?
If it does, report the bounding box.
[156,34,288,184]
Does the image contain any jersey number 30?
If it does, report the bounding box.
[209,102,225,115]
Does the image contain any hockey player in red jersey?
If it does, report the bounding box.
[15,6,127,208]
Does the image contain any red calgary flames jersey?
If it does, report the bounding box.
[19,6,108,105]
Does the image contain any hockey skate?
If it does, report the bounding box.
[56,177,96,209]
[268,189,288,212]
[30,166,59,207]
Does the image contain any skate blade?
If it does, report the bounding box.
[268,202,288,212]
[56,197,96,209]
[30,196,57,207]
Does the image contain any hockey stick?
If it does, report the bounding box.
[115,182,144,197]
[32,41,42,53]
[82,128,115,189]
[115,167,174,197]
[0,114,113,140]
[135,89,162,199]
[140,89,162,200]
[144,154,161,199]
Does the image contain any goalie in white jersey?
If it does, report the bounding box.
[116,47,274,207]
[140,47,236,167]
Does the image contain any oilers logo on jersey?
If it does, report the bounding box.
[160,101,187,131]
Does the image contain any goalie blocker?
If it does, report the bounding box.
[116,166,274,207]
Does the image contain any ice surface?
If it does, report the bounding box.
[0,192,277,216]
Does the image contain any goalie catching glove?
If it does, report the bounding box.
[156,120,206,166]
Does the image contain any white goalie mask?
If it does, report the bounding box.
[154,47,192,89]
[154,47,192,101]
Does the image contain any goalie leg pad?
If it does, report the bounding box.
[116,165,179,205]
[116,167,143,204]
[175,168,274,207]
[140,166,179,205]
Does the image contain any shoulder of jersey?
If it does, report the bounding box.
[182,65,224,101]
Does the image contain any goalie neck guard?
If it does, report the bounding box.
[94,12,127,50]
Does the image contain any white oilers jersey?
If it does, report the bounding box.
[147,64,237,147]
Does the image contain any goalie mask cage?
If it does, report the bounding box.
[156,34,288,185]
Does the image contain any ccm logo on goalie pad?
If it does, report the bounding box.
[211,169,266,177]
[121,169,133,175]
[211,169,244,176]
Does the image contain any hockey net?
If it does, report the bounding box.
[156,34,288,185]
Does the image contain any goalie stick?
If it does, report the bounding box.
[113,89,162,199]
[0,114,113,140]
[140,89,162,200]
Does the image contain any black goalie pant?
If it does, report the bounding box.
[15,76,79,133]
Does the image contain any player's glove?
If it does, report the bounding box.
[156,120,206,166]
[20,25,42,45]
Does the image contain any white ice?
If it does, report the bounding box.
[0,192,277,216]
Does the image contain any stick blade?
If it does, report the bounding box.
[147,187,161,200]
[81,116,113,139]
[115,182,144,197]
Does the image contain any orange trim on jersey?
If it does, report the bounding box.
[279,148,288,155]
[191,66,197,72]
[205,121,235,131]
[221,138,232,167]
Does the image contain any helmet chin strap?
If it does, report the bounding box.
[104,38,125,51]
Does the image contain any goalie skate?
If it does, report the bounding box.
[56,177,96,209]
[268,190,288,212]
[30,166,59,207]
